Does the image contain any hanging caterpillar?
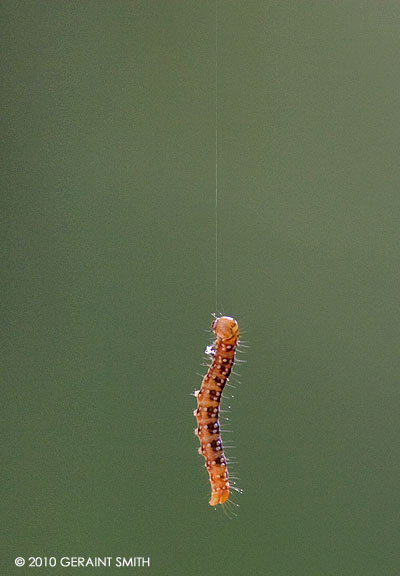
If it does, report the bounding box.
[194,316,239,506]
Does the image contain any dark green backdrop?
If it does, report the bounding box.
[2,1,400,575]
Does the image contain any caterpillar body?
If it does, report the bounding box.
[194,316,239,506]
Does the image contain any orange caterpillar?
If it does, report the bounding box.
[194,316,239,506]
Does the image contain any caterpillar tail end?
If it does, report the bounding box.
[209,489,229,506]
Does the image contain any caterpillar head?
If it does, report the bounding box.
[211,316,239,342]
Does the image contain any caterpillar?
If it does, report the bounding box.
[194,316,239,506]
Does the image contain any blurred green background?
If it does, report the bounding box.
[2,1,400,574]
